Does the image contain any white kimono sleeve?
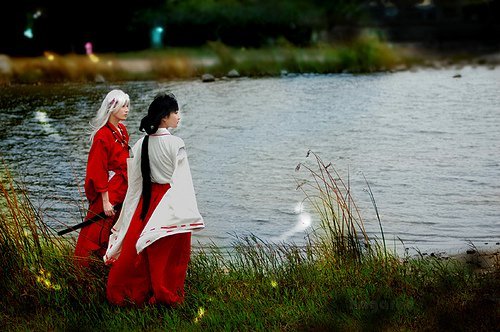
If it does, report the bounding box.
[135,145,204,253]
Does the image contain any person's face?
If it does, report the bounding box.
[111,102,129,122]
[164,110,180,128]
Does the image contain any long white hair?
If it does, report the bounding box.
[89,89,130,143]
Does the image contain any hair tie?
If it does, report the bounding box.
[108,98,117,110]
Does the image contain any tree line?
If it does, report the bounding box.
[0,0,498,56]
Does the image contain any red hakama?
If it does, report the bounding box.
[74,122,129,266]
[106,183,191,306]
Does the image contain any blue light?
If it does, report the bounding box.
[151,26,164,48]
[24,28,33,39]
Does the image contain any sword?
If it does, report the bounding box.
[57,203,123,236]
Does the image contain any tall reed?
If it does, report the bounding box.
[0,163,55,285]
[0,161,106,323]
[295,150,372,261]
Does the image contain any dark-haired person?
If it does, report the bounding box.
[104,92,204,306]
[74,89,130,267]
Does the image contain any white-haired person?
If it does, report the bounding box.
[104,92,204,306]
[74,89,131,267]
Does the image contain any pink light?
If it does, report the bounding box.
[85,42,93,55]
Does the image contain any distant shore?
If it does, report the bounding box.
[1,39,499,85]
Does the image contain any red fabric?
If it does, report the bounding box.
[74,199,120,266]
[74,122,129,267]
[84,122,129,203]
[106,183,192,307]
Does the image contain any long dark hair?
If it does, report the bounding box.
[138,92,179,220]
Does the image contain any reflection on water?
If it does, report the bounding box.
[1,67,499,254]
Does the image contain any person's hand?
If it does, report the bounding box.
[103,201,115,217]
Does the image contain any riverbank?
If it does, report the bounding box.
[450,247,500,273]
[1,155,499,331]
[2,37,499,85]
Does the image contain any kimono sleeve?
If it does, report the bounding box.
[85,137,110,194]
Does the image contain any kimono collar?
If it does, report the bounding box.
[107,121,121,133]
[151,128,171,136]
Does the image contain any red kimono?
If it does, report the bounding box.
[74,122,129,267]
[105,128,205,306]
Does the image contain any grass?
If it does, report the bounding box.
[1,33,409,85]
[1,152,499,331]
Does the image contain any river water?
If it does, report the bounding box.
[1,66,499,255]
